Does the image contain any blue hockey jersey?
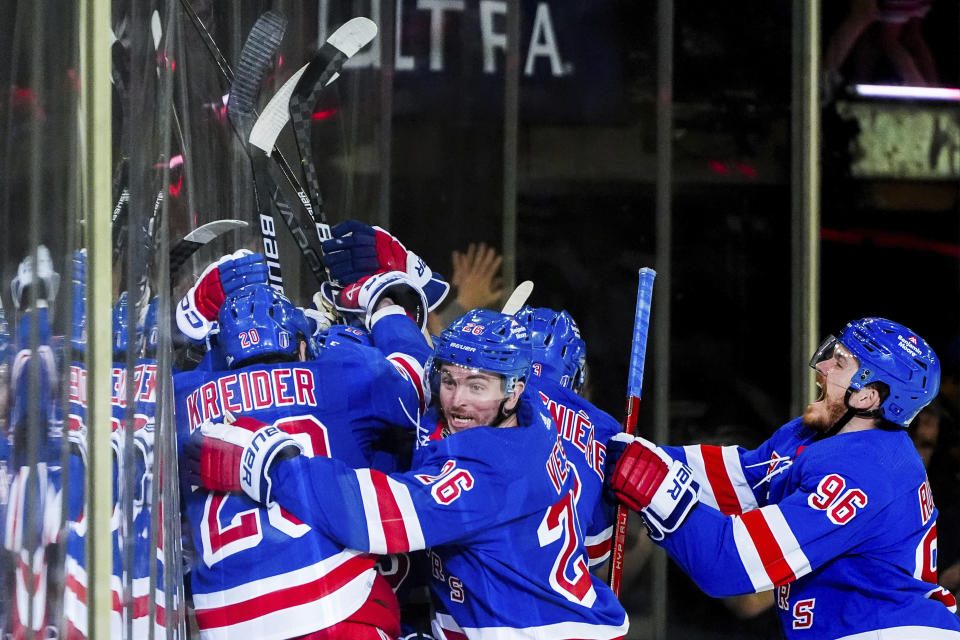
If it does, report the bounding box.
[528,379,621,568]
[269,394,629,640]
[173,313,429,639]
[63,355,162,639]
[659,418,960,638]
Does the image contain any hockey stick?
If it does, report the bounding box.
[249,63,308,157]
[500,280,534,316]
[169,219,248,278]
[287,18,378,241]
[178,0,322,236]
[608,267,656,597]
[227,11,328,290]
[225,10,290,290]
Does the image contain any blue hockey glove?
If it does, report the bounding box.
[608,435,700,541]
[185,415,302,506]
[321,220,449,311]
[176,250,268,341]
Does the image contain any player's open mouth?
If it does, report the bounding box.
[813,374,825,402]
[448,413,474,427]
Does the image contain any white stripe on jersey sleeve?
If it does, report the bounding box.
[388,351,428,410]
[731,513,774,592]
[722,444,759,511]
[762,504,811,579]
[356,469,389,554]
[386,473,426,551]
[683,445,719,509]
[836,627,960,640]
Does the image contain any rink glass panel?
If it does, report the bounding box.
[1,1,958,639]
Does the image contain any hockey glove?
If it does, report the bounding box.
[303,290,338,337]
[608,435,701,541]
[11,244,60,310]
[184,415,302,506]
[321,220,449,311]
[176,250,268,341]
[324,270,429,332]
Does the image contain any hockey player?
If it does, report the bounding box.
[174,266,432,639]
[607,317,960,638]
[188,307,630,640]
[516,305,621,569]
[3,246,64,639]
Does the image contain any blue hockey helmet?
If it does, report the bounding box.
[218,285,318,368]
[316,324,373,351]
[515,305,587,393]
[428,308,532,397]
[813,317,939,427]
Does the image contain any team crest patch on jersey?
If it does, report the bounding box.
[746,451,793,489]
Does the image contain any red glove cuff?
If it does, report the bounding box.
[611,443,669,512]
[194,268,226,320]
[200,440,242,493]
[374,231,408,273]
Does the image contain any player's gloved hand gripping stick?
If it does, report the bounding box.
[607,433,700,541]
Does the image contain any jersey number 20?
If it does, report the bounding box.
[200,415,330,567]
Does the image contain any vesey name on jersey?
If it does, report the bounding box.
[538,391,605,481]
[185,367,318,430]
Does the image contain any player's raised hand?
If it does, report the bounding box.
[176,250,268,340]
[185,414,302,506]
[607,434,701,540]
[321,220,449,310]
[451,242,504,310]
[337,270,428,331]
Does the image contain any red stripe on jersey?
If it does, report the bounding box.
[701,445,743,515]
[66,574,87,604]
[587,536,612,560]
[369,470,411,553]
[65,620,86,640]
[195,554,376,629]
[741,509,796,586]
[586,529,613,560]
[389,355,426,411]
[438,627,469,640]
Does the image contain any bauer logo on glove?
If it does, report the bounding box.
[608,435,701,541]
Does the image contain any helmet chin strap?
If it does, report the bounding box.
[825,389,882,436]
[491,397,517,427]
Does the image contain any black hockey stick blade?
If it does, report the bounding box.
[293,18,377,101]
[169,219,249,278]
[227,11,287,141]
[288,18,378,238]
